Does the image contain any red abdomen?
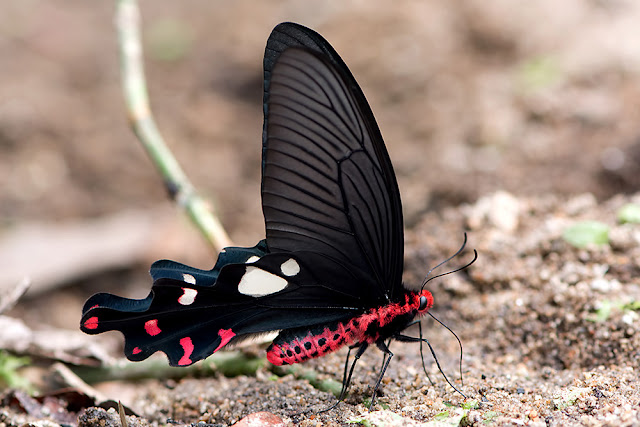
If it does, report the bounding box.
[266,290,433,365]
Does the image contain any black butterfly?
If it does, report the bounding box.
[81,22,470,409]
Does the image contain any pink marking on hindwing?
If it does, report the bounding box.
[84,316,99,330]
[178,337,194,366]
[214,328,236,353]
[144,319,161,336]
[132,347,142,355]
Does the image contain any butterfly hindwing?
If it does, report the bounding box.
[149,239,268,286]
[81,248,366,366]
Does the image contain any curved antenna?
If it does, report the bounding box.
[429,312,465,388]
[422,233,468,281]
[421,249,478,291]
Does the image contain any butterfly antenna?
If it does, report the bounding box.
[424,233,468,279]
[428,312,465,388]
[420,233,477,290]
[421,249,477,291]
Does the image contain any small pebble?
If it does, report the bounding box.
[232,412,285,427]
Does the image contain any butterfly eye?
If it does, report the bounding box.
[418,295,429,311]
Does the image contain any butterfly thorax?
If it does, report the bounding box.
[266,289,433,365]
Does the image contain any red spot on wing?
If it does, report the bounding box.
[90,304,99,309]
[132,347,142,355]
[178,337,194,366]
[84,317,99,330]
[214,328,236,353]
[144,319,161,336]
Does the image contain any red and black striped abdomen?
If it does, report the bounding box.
[266,289,433,365]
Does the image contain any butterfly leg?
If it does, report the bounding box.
[324,344,353,411]
[397,320,435,386]
[399,322,436,386]
[338,344,368,403]
[319,343,369,413]
[378,339,392,373]
[395,333,466,398]
[338,346,354,401]
[417,322,436,387]
[368,340,394,410]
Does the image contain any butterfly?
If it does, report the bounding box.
[81,22,471,409]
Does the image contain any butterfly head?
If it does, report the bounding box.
[416,289,434,315]
[418,291,433,313]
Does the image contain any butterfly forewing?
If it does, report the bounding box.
[264,25,405,294]
[263,32,404,303]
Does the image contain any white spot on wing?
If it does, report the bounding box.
[238,267,288,297]
[182,273,196,284]
[178,288,197,305]
[280,258,300,276]
[246,256,260,264]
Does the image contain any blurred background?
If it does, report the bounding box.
[1,0,639,331]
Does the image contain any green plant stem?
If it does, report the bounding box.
[115,0,231,252]
[71,350,341,397]
[270,364,343,397]
[72,351,265,383]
